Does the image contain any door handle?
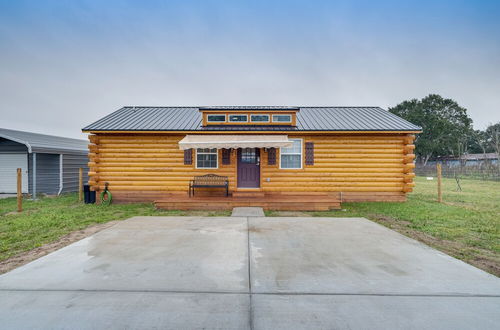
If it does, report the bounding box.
[256,156,260,166]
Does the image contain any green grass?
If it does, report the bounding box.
[0,194,230,262]
[268,177,500,274]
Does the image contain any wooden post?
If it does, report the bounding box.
[79,168,83,202]
[17,168,22,212]
[437,163,442,203]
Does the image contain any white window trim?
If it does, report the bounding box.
[279,138,303,169]
[207,114,226,123]
[195,148,219,169]
[272,114,292,123]
[228,114,248,122]
[250,114,270,123]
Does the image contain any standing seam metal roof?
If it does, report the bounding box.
[0,128,89,153]
[82,106,422,132]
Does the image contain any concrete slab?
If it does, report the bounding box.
[0,291,250,330]
[249,217,500,295]
[1,215,499,329]
[0,216,249,292]
[232,207,265,217]
[252,294,500,330]
[0,193,16,199]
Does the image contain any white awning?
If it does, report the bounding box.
[179,135,292,150]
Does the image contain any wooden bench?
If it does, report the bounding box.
[189,174,229,197]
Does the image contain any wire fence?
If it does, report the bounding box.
[415,163,500,181]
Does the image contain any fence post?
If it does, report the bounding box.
[437,163,442,203]
[79,168,83,202]
[17,168,22,212]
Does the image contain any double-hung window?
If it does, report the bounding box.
[196,148,218,169]
[280,139,302,169]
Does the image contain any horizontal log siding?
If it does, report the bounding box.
[88,134,236,194]
[260,134,415,197]
[87,133,415,202]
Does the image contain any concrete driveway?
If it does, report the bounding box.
[0,216,499,329]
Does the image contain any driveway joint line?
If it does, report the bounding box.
[0,288,499,298]
[246,216,254,330]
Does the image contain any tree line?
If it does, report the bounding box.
[389,94,500,165]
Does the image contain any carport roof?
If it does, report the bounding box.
[0,128,88,154]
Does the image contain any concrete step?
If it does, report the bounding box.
[231,207,265,217]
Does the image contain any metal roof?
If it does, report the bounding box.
[0,128,88,154]
[82,106,422,132]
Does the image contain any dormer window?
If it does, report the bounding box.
[272,114,292,123]
[202,108,298,127]
[250,114,270,122]
[207,114,226,123]
[228,114,248,122]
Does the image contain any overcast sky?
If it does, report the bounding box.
[1,0,499,139]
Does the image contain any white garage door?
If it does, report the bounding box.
[0,153,29,193]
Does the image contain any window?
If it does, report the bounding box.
[280,139,302,169]
[250,114,270,122]
[207,114,226,122]
[196,148,218,169]
[273,114,292,123]
[240,148,257,163]
[228,114,248,122]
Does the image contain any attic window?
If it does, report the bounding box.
[273,114,292,123]
[207,114,226,122]
[251,114,270,122]
[229,114,248,122]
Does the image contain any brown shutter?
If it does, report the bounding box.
[184,149,193,165]
[305,142,314,165]
[267,148,276,165]
[222,149,231,165]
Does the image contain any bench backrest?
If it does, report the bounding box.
[193,174,228,185]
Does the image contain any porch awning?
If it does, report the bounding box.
[178,135,293,150]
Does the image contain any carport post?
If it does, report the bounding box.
[17,168,22,212]
[79,168,83,201]
[32,152,37,200]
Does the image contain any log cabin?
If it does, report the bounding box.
[82,106,421,211]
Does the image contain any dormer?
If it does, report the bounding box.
[199,106,299,127]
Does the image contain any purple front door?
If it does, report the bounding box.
[237,148,260,188]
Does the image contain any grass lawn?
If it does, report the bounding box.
[268,176,500,276]
[0,194,230,264]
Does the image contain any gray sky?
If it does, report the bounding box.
[1,0,499,139]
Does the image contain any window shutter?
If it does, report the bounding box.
[267,148,276,165]
[305,142,314,165]
[222,149,231,165]
[184,149,193,165]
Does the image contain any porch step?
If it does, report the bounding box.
[232,191,266,198]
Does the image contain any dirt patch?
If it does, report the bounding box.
[371,215,500,277]
[0,221,120,274]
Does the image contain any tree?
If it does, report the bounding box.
[469,129,491,155]
[389,94,473,164]
[485,122,500,156]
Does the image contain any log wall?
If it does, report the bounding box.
[87,133,415,203]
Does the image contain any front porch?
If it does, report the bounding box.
[154,192,341,211]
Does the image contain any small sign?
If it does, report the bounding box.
[426,177,434,180]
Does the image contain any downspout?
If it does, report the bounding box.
[58,154,63,195]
